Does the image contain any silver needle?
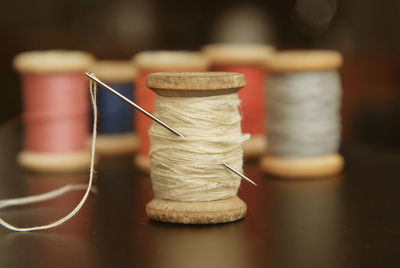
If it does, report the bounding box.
[85,72,257,186]
[85,73,184,138]
[223,163,257,186]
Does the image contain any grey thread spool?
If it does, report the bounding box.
[267,70,341,158]
[260,50,344,178]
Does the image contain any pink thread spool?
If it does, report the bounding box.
[202,44,275,157]
[132,51,209,172]
[13,50,95,172]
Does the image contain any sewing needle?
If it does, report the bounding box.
[85,72,257,186]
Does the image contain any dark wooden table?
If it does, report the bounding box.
[1,122,400,268]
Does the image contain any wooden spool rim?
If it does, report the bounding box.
[94,132,138,156]
[146,71,246,90]
[90,60,137,83]
[260,153,344,178]
[146,196,247,224]
[13,50,95,74]
[202,43,276,66]
[18,150,92,173]
[266,49,343,73]
[132,50,210,71]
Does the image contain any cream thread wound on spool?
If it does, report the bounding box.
[261,50,344,178]
[150,94,249,202]
[146,72,249,224]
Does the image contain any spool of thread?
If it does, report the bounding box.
[145,72,248,224]
[202,44,275,157]
[260,50,344,178]
[132,51,209,172]
[13,50,94,172]
[90,60,138,156]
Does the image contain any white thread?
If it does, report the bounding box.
[0,184,97,210]
[266,70,342,158]
[0,80,98,232]
[149,93,249,202]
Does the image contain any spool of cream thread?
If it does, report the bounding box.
[132,51,209,172]
[202,44,275,157]
[13,50,94,173]
[145,72,247,224]
[260,50,344,178]
[90,60,138,156]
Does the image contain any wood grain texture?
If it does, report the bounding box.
[146,197,247,224]
[146,72,246,97]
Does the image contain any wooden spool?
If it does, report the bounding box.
[145,72,247,224]
[260,50,344,178]
[13,50,94,173]
[202,44,275,158]
[132,51,209,173]
[90,60,138,156]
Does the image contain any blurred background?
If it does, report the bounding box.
[1,0,400,152]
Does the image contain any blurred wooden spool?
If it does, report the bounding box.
[202,44,275,158]
[260,50,344,178]
[13,50,94,173]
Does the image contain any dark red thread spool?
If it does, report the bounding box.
[13,50,94,172]
[132,51,209,172]
[202,44,275,157]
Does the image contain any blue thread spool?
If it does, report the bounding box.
[91,60,138,155]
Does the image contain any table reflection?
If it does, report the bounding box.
[146,220,248,268]
[266,174,347,268]
[0,171,96,268]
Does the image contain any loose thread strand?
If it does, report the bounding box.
[0,184,98,210]
[0,79,98,232]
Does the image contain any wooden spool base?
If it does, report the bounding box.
[146,196,246,224]
[94,132,138,156]
[260,153,344,179]
[134,154,150,173]
[243,135,267,158]
[18,150,91,173]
